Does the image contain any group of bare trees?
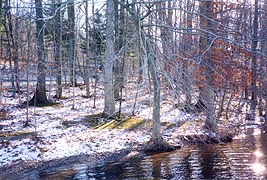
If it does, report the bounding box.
[1,0,267,149]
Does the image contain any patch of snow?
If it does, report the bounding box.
[0,138,40,166]
[0,81,240,167]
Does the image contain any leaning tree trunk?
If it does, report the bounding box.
[30,0,50,106]
[113,0,175,151]
[103,0,115,117]
[145,36,175,152]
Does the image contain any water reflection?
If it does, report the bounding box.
[15,127,267,180]
[251,149,265,175]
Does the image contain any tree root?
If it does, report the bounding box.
[181,133,233,144]
[25,96,55,107]
[143,139,179,153]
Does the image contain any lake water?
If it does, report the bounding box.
[16,126,267,179]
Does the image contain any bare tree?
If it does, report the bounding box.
[115,0,175,151]
[250,0,259,115]
[182,0,196,106]
[146,37,171,150]
[114,1,125,101]
[198,0,216,130]
[156,0,174,73]
[54,0,62,99]
[13,3,20,93]
[29,0,50,106]
[103,0,115,117]
[262,0,267,119]
[84,0,90,97]
[3,0,16,96]
[67,0,76,86]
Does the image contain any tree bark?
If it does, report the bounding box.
[68,0,76,86]
[250,0,259,115]
[54,0,62,99]
[183,0,195,105]
[199,0,216,130]
[113,0,175,150]
[13,13,20,92]
[103,0,115,116]
[30,0,50,106]
[156,0,173,73]
[84,0,90,97]
[3,2,15,96]
[148,51,162,144]
[114,1,125,100]
[143,36,175,152]
[262,0,267,119]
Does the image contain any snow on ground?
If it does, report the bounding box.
[1,80,244,168]
[0,82,183,167]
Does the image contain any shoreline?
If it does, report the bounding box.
[0,147,137,179]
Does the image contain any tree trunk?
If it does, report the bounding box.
[84,0,90,97]
[250,0,259,115]
[156,0,173,74]
[91,0,98,108]
[13,14,20,92]
[262,0,267,119]
[183,0,195,105]
[54,0,62,99]
[148,52,162,144]
[30,0,50,106]
[114,1,125,100]
[68,0,76,86]
[199,0,216,130]
[143,36,175,152]
[113,0,175,151]
[103,0,115,117]
[3,2,15,96]
[25,23,31,126]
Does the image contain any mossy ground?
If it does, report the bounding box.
[0,130,36,140]
[94,117,145,130]
[62,113,178,132]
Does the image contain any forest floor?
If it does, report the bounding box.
[0,80,263,178]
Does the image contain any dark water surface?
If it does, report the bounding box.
[18,127,267,179]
